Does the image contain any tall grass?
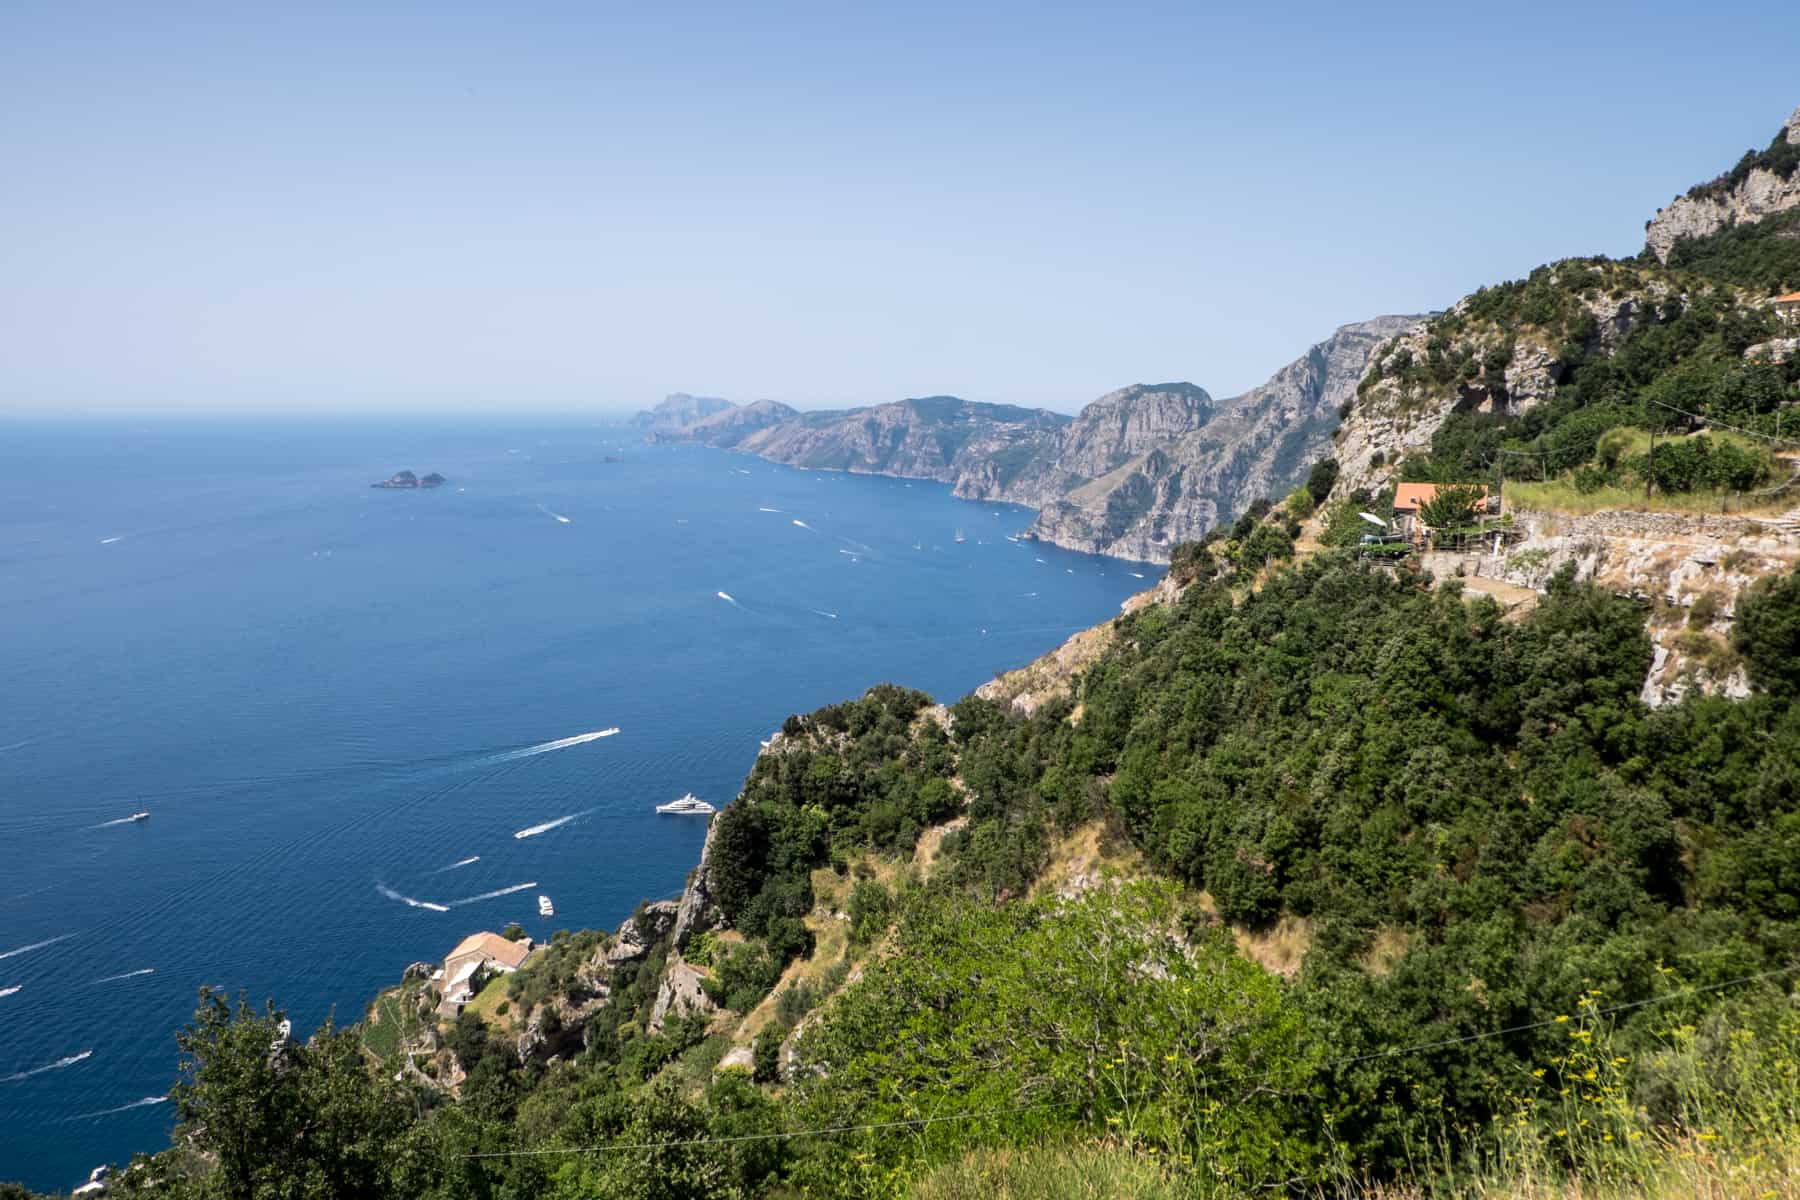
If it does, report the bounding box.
[908,993,1800,1200]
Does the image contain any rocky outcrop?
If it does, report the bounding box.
[632,393,735,431]
[1645,105,1800,262]
[671,819,722,951]
[371,470,446,489]
[648,959,716,1032]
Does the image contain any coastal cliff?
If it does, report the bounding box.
[644,315,1415,562]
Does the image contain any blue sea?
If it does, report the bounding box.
[0,418,1155,1189]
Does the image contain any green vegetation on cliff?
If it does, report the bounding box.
[69,542,1800,1200]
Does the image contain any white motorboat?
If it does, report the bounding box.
[656,793,716,815]
[128,811,149,822]
[538,895,555,918]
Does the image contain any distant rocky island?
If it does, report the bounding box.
[637,316,1419,563]
[371,470,446,489]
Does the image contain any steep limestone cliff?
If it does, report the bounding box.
[633,392,736,432]
[1028,317,1418,560]
[1645,105,1800,262]
[651,319,1412,563]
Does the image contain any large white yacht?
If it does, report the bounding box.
[538,894,555,918]
[656,793,716,815]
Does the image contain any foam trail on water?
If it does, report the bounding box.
[514,809,588,839]
[836,549,858,558]
[91,814,145,829]
[0,934,75,961]
[757,506,783,513]
[76,1095,169,1119]
[716,591,738,606]
[99,537,123,545]
[812,610,838,620]
[434,855,481,873]
[0,986,19,999]
[1035,558,1047,564]
[791,519,813,531]
[1130,572,1146,579]
[483,728,619,764]
[1,1051,92,1083]
[92,968,154,985]
[449,881,539,906]
[376,884,449,913]
[0,737,40,753]
[536,504,572,524]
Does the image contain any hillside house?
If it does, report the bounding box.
[1775,290,1800,324]
[1392,482,1493,543]
[435,930,533,1018]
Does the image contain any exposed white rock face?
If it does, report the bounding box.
[1745,337,1800,364]
[648,958,716,1032]
[1024,316,1420,561]
[671,819,721,952]
[1644,105,1800,262]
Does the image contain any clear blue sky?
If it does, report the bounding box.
[3,1,1795,416]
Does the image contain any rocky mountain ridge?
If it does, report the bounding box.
[645,316,1417,562]
[1644,104,1800,262]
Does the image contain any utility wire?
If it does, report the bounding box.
[453,959,1800,1160]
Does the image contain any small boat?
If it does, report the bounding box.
[656,793,716,815]
[128,812,149,823]
[953,528,966,544]
[538,895,555,918]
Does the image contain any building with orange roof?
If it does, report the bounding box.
[1391,482,1492,542]
[1774,290,1800,322]
[435,930,534,1017]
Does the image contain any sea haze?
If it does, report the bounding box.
[0,418,1158,1188]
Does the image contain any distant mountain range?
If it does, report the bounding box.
[639,316,1420,562]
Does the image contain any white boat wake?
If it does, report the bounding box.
[100,536,123,545]
[376,884,449,913]
[812,610,839,620]
[1,1050,92,1083]
[484,728,619,764]
[1130,572,1145,579]
[449,881,539,906]
[791,519,814,531]
[716,591,739,606]
[536,504,572,524]
[91,814,145,829]
[757,506,783,513]
[77,1094,169,1119]
[0,934,75,962]
[92,968,154,985]
[434,855,480,872]
[514,810,587,839]
[0,986,19,999]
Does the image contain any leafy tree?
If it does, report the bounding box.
[169,990,404,1200]
[1417,483,1486,528]
[1733,567,1800,696]
[1305,456,1341,504]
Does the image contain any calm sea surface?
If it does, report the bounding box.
[0,418,1156,1188]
